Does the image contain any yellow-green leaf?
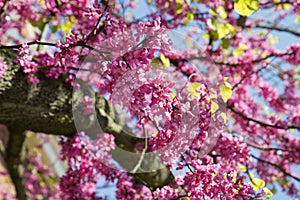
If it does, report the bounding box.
[250,178,265,191]
[295,15,300,23]
[220,85,232,103]
[61,21,73,34]
[4,176,10,183]
[217,6,227,19]
[233,188,239,194]
[234,0,259,16]
[70,16,78,23]
[174,3,184,14]
[224,172,227,179]
[233,45,247,57]
[170,93,176,99]
[237,164,247,172]
[30,17,46,31]
[210,92,217,99]
[209,9,218,16]
[40,181,46,187]
[184,12,194,24]
[217,24,228,39]
[220,112,227,123]
[211,101,219,113]
[221,38,231,49]
[160,54,170,67]
[188,82,202,97]
[263,187,273,197]
[277,3,290,10]
[217,23,234,39]
[233,170,237,182]
[151,58,161,69]
[39,0,45,5]
[203,33,210,40]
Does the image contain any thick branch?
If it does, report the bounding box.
[0,49,175,196]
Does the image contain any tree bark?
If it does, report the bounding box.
[0,49,174,198]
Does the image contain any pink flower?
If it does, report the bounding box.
[0,60,7,78]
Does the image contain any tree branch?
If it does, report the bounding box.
[252,24,300,37]
[251,154,300,182]
[0,0,9,25]
[247,143,300,153]
[228,104,300,130]
[4,128,27,200]
[0,49,175,196]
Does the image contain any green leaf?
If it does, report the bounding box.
[188,82,202,97]
[169,93,176,99]
[221,38,231,49]
[277,178,289,187]
[30,17,46,31]
[270,186,277,194]
[232,170,237,182]
[160,53,170,67]
[263,187,273,197]
[217,24,228,39]
[234,0,259,16]
[151,58,161,69]
[209,6,227,19]
[295,15,300,23]
[174,3,184,14]
[220,112,227,123]
[210,30,219,41]
[52,24,60,33]
[233,44,247,57]
[217,6,227,19]
[61,21,73,34]
[250,178,265,191]
[211,101,219,113]
[220,85,232,103]
[184,12,194,24]
[217,23,234,39]
[237,164,247,172]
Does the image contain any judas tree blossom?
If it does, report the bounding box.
[0,0,299,200]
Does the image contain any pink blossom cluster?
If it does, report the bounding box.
[58,132,118,200]
[181,163,255,199]
[15,44,39,84]
[0,60,7,78]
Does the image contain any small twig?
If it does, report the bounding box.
[251,154,300,182]
[180,155,193,173]
[251,24,300,37]
[0,0,9,25]
[121,56,132,70]
[228,104,300,130]
[130,125,148,174]
[147,116,160,132]
[232,57,276,90]
[85,14,104,42]
[247,143,300,153]
[0,41,56,49]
